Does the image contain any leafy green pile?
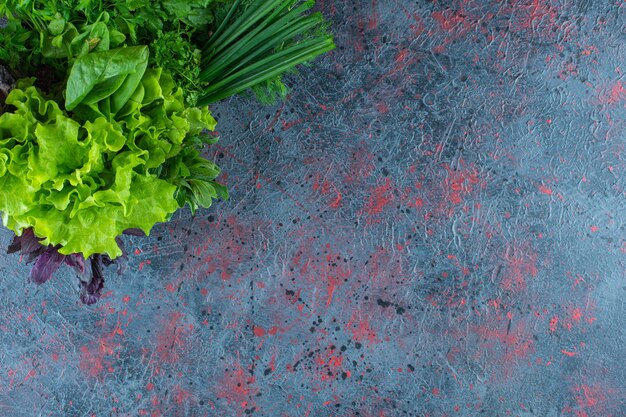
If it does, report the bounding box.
[0,0,334,303]
[0,0,334,105]
[1,70,221,258]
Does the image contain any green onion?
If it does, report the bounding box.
[198,0,335,105]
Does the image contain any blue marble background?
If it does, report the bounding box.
[0,0,625,416]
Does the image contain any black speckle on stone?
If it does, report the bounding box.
[377,299,392,308]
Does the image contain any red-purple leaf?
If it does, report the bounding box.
[122,228,145,236]
[7,236,22,254]
[64,253,85,273]
[113,237,129,275]
[80,255,105,305]
[20,229,45,254]
[7,228,40,254]
[30,248,65,285]
[25,248,46,264]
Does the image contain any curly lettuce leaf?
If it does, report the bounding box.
[0,64,224,260]
[0,79,181,258]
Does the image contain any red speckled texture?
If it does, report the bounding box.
[1,0,626,416]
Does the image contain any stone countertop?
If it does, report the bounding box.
[0,1,625,416]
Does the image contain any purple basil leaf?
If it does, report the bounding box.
[64,253,85,273]
[115,237,129,258]
[20,229,45,255]
[101,254,113,267]
[30,248,65,285]
[25,247,47,264]
[114,237,129,275]
[122,228,145,236]
[7,235,22,254]
[100,252,127,276]
[115,258,127,275]
[7,228,42,254]
[80,255,104,305]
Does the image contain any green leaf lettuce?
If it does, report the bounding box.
[0,77,219,259]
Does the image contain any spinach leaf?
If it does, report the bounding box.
[65,45,148,111]
[109,48,148,114]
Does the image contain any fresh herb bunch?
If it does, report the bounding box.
[0,18,31,70]
[0,66,223,302]
[198,0,335,104]
[150,30,205,106]
[1,0,334,104]
[0,1,208,100]
[0,0,334,303]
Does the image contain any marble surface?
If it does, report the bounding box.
[0,1,625,416]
